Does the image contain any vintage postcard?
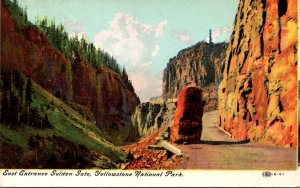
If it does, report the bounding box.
[0,0,299,186]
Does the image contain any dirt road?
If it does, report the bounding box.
[175,110,297,170]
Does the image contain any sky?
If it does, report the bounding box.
[17,0,239,102]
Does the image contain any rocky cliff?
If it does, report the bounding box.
[162,41,227,111]
[131,102,176,138]
[218,0,297,147]
[1,2,140,135]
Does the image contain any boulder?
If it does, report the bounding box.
[171,86,205,143]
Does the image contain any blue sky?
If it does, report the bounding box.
[18,0,239,101]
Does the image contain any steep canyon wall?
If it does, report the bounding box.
[218,0,297,147]
[162,42,227,111]
[1,3,140,132]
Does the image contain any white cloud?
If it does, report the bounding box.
[207,25,232,43]
[155,20,168,37]
[151,44,159,57]
[174,32,194,44]
[93,13,167,101]
[94,13,167,67]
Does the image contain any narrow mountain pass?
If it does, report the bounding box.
[175,111,297,170]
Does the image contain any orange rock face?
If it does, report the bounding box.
[171,86,204,143]
[218,0,297,147]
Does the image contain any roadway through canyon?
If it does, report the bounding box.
[175,110,297,170]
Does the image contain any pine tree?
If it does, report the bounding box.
[1,91,9,124]
[25,78,32,105]
[12,0,18,6]
[23,6,28,22]
[44,113,52,128]
[122,66,128,81]
[9,91,18,126]
[209,29,212,43]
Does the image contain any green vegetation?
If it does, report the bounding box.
[0,71,128,168]
[1,70,51,129]
[209,28,212,43]
[34,16,124,74]
[3,0,31,30]
[3,0,128,76]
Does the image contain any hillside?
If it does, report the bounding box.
[218,0,297,147]
[0,0,141,168]
[1,0,140,145]
[0,71,128,168]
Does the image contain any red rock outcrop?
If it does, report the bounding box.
[218,0,297,147]
[162,42,227,111]
[171,86,204,143]
[1,3,140,131]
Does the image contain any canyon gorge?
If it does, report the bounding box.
[0,0,297,170]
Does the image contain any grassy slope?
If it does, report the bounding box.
[0,79,128,168]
